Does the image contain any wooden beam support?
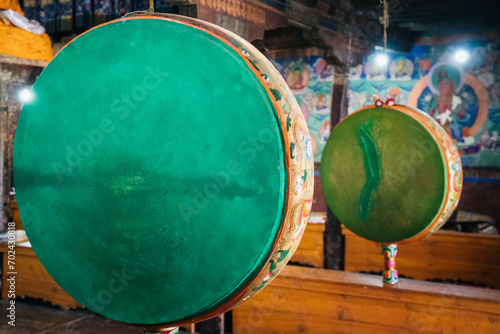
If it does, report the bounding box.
[323,64,349,270]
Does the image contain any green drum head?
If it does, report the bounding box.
[321,107,447,243]
[14,17,287,325]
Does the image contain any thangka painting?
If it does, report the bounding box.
[271,56,334,163]
[348,42,500,167]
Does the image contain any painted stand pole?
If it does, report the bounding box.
[382,244,398,284]
[143,327,179,334]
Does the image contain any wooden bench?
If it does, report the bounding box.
[292,218,500,288]
[290,222,325,268]
[233,265,500,334]
[343,227,500,288]
[0,201,80,308]
[10,200,24,230]
[0,242,80,309]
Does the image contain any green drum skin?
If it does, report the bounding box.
[14,14,314,327]
[321,104,462,244]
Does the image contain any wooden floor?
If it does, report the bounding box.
[0,298,192,334]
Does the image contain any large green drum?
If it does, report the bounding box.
[14,14,314,328]
[321,104,462,244]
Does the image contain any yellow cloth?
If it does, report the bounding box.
[0,0,53,62]
[0,0,24,15]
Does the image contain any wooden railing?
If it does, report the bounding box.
[0,243,80,309]
[290,222,324,268]
[291,220,500,289]
[343,227,500,288]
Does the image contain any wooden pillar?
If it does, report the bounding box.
[0,56,45,231]
[324,64,349,270]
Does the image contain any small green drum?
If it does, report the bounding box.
[14,14,314,328]
[321,104,462,244]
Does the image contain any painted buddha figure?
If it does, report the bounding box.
[430,69,466,140]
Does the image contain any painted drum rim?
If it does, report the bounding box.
[176,12,315,316]
[393,104,463,242]
[322,103,461,244]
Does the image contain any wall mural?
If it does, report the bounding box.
[271,56,334,163]
[348,42,500,167]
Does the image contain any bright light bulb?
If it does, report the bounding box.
[18,87,34,103]
[375,53,389,66]
[454,49,470,64]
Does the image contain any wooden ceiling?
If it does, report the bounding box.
[256,0,500,58]
[348,0,500,50]
[350,0,500,33]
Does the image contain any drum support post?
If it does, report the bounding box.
[382,244,398,285]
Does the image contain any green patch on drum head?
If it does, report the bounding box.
[321,107,447,243]
[14,18,287,325]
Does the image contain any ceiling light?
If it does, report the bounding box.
[454,49,470,64]
[18,87,34,104]
[375,53,389,66]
